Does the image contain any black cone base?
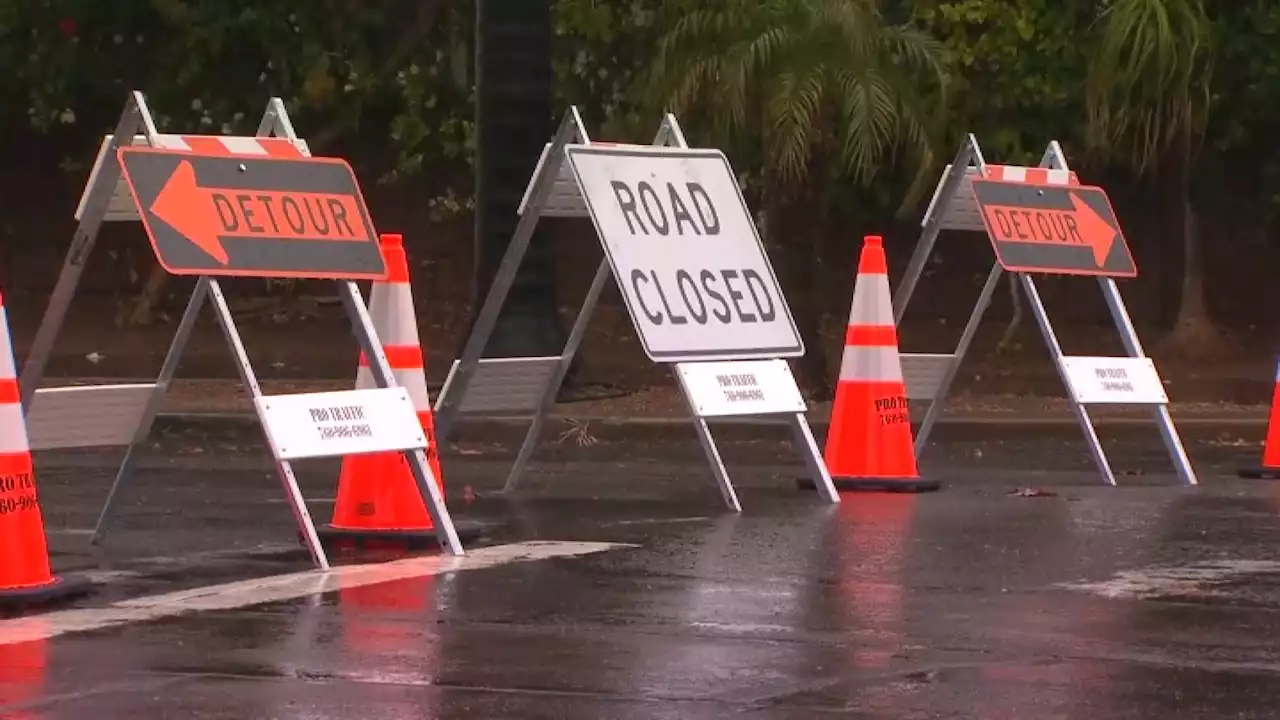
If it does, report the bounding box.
[0,574,93,612]
[797,476,942,493]
[1238,465,1280,480]
[316,518,488,552]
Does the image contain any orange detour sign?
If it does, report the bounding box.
[320,234,486,551]
[1239,358,1280,479]
[970,180,1137,277]
[116,147,386,280]
[807,236,938,493]
[0,291,90,608]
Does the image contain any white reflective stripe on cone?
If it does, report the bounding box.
[0,306,16,379]
[847,274,895,327]
[368,282,420,348]
[395,369,432,410]
[838,345,906,383]
[354,366,432,411]
[0,404,31,454]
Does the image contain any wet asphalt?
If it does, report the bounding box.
[4,419,1280,718]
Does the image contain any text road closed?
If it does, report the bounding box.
[567,147,803,362]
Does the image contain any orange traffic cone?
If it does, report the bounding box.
[318,234,483,551]
[1239,358,1280,479]
[0,290,90,608]
[821,236,938,493]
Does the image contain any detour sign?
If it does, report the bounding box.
[117,147,386,280]
[969,179,1137,278]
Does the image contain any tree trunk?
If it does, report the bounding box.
[124,263,169,326]
[1158,125,1224,358]
[473,0,569,372]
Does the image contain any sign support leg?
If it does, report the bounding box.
[91,278,209,544]
[1097,278,1198,486]
[913,261,1004,455]
[435,111,584,440]
[205,279,331,569]
[680,388,742,513]
[1018,273,1118,486]
[503,257,611,494]
[892,139,980,323]
[788,412,838,503]
[339,281,464,555]
[19,94,154,406]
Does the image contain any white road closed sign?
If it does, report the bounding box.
[566,146,803,362]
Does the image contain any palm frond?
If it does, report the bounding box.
[1086,0,1213,171]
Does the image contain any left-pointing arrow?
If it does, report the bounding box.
[149,160,230,264]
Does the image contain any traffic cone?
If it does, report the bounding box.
[317,234,484,551]
[1239,357,1280,479]
[811,236,939,493]
[0,290,90,608]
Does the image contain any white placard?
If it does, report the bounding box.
[1061,356,1168,405]
[566,146,803,363]
[256,387,426,460]
[676,359,807,417]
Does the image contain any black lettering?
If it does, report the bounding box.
[716,374,732,388]
[234,194,263,232]
[637,182,668,235]
[211,193,238,231]
[327,198,355,236]
[741,269,776,322]
[686,183,720,234]
[721,270,755,322]
[652,270,687,324]
[675,270,707,324]
[257,195,281,232]
[668,184,700,235]
[1063,214,1082,244]
[309,408,329,422]
[993,208,1013,238]
[280,197,306,233]
[612,181,646,234]
[1010,210,1029,240]
[1034,211,1053,241]
[630,269,662,324]
[700,270,731,322]
[304,197,331,235]
[1049,213,1068,242]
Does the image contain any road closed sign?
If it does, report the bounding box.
[566,146,802,362]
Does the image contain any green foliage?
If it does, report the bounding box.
[0,0,475,217]
[1085,0,1213,172]
[552,0,703,141]
[910,0,1093,165]
[647,0,947,197]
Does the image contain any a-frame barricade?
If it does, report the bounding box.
[17,91,466,570]
[434,107,838,509]
[893,134,1196,486]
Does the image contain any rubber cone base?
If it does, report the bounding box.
[1238,465,1280,480]
[316,518,488,552]
[797,476,942,493]
[0,574,92,612]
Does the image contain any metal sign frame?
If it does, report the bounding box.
[894,135,1196,486]
[17,91,465,570]
[434,108,837,509]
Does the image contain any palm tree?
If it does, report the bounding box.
[1085,0,1216,356]
[647,0,946,398]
